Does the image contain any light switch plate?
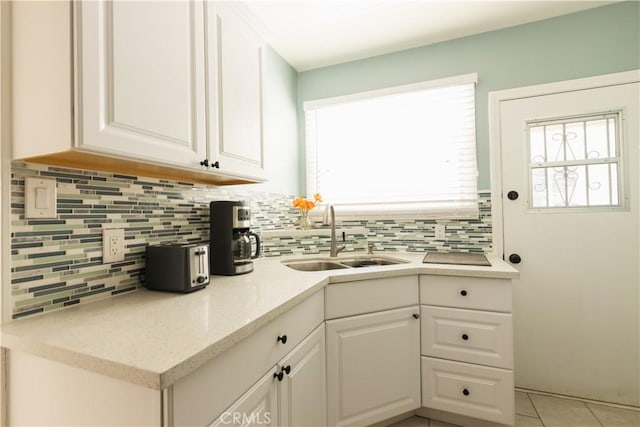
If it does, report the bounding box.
[25,177,57,219]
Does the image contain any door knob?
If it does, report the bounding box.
[200,159,209,167]
[273,371,284,382]
[507,191,519,200]
[412,313,420,319]
[277,335,287,344]
[282,365,291,375]
[509,254,521,264]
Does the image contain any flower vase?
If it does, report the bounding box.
[299,210,311,230]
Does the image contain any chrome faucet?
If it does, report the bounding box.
[323,204,346,257]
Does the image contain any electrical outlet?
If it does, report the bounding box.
[435,224,446,240]
[103,228,125,263]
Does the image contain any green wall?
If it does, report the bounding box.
[241,45,299,195]
[297,1,640,191]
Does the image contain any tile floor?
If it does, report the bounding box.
[388,391,639,427]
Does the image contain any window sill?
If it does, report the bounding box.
[261,227,368,239]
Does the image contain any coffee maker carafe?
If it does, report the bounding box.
[210,201,261,275]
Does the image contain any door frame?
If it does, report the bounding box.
[487,69,640,257]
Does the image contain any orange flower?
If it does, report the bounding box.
[292,194,322,212]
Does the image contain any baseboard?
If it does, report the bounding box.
[415,407,513,427]
[515,387,640,411]
[369,410,418,427]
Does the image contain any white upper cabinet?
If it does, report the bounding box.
[11,0,265,185]
[78,1,207,167]
[206,2,266,179]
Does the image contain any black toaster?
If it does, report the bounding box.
[144,243,210,293]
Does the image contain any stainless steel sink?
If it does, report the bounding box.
[282,255,409,271]
[284,261,349,272]
[340,258,400,267]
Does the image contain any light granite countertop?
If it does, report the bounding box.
[0,252,518,390]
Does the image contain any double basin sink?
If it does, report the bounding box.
[283,255,410,272]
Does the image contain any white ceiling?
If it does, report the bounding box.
[241,0,616,71]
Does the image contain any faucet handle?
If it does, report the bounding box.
[322,204,331,226]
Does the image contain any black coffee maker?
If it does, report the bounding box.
[210,201,261,275]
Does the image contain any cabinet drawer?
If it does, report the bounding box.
[421,356,514,425]
[420,305,513,369]
[420,275,512,312]
[325,276,418,319]
[171,290,324,427]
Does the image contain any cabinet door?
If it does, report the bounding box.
[326,306,421,427]
[78,1,206,167]
[279,324,327,427]
[210,367,278,427]
[207,2,265,179]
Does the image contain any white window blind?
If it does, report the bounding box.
[304,74,479,219]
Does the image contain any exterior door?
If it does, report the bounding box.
[499,80,639,405]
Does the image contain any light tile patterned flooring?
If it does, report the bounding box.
[388,391,639,427]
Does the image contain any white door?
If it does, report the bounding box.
[207,2,265,179]
[326,306,421,427]
[499,79,639,405]
[279,324,327,427]
[78,1,206,167]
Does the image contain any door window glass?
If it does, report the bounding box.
[527,113,622,209]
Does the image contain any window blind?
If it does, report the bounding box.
[304,75,479,219]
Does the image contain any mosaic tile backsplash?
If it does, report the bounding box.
[10,162,492,320]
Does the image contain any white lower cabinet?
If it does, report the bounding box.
[210,323,326,427]
[419,275,515,426]
[422,357,514,425]
[421,305,513,369]
[279,324,327,427]
[6,350,163,427]
[4,273,518,427]
[210,368,279,427]
[171,291,324,426]
[326,306,421,426]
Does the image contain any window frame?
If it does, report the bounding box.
[303,73,479,220]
